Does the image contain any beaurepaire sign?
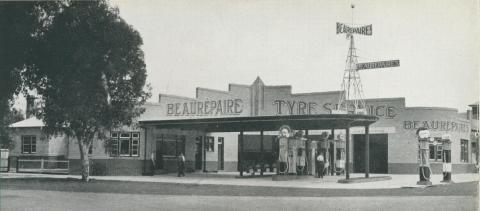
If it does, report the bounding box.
[167,99,243,116]
[403,120,470,133]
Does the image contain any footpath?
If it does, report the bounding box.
[2,171,478,189]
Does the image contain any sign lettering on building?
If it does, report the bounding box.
[273,100,318,115]
[322,103,398,119]
[167,99,243,116]
[357,60,400,70]
[403,120,470,132]
[336,22,372,36]
[273,100,398,118]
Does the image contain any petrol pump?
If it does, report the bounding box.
[308,139,318,175]
[276,126,310,176]
[417,127,433,185]
[441,134,453,183]
[335,134,346,175]
[277,126,290,175]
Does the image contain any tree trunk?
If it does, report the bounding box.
[78,140,90,182]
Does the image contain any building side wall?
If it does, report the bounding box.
[8,128,66,158]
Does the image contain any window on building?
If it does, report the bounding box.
[461,139,468,163]
[206,136,214,152]
[472,142,477,164]
[429,138,442,162]
[21,136,36,154]
[429,144,435,160]
[110,132,140,157]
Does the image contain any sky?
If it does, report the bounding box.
[14,0,480,112]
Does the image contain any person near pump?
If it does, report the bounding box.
[324,150,330,176]
[296,148,306,175]
[316,152,325,178]
[177,153,186,177]
[150,151,156,175]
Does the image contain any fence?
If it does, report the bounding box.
[0,149,9,172]
[17,159,69,174]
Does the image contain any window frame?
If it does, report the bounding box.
[21,135,37,154]
[206,136,214,152]
[119,138,131,157]
[110,132,140,157]
[429,138,443,162]
[460,139,469,163]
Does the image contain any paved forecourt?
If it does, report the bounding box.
[1,172,478,189]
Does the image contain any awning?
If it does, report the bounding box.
[139,114,379,132]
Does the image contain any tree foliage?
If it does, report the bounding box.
[21,0,150,181]
[0,108,24,149]
[0,2,61,150]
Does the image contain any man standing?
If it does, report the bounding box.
[316,152,325,178]
[178,153,186,177]
[150,151,156,175]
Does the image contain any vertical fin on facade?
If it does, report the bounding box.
[250,77,265,116]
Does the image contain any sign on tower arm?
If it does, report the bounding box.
[336,22,372,36]
[356,60,400,70]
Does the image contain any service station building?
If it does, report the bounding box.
[7,78,478,176]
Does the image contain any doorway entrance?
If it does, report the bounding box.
[218,137,224,170]
[155,140,163,170]
[353,134,388,173]
[195,136,203,170]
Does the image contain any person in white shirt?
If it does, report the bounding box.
[316,152,325,178]
[150,151,156,175]
[177,153,186,177]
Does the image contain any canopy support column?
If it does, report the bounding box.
[203,136,207,173]
[345,127,350,180]
[260,130,264,176]
[365,125,370,178]
[239,131,244,177]
[331,128,336,176]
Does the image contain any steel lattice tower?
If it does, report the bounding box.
[335,33,367,114]
[333,4,367,115]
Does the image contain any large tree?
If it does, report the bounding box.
[0,2,61,150]
[24,0,150,181]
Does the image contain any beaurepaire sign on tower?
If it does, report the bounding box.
[336,22,372,36]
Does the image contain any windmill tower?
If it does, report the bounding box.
[333,4,368,115]
[336,28,367,114]
[332,5,399,115]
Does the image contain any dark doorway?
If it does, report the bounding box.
[218,137,224,170]
[353,134,388,174]
[155,140,163,169]
[195,136,203,170]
